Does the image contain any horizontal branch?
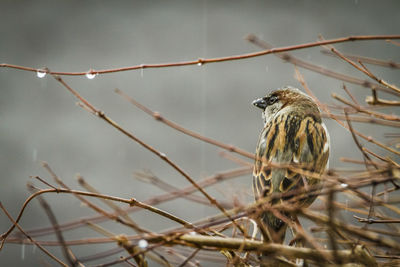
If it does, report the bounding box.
[175,234,376,266]
[1,35,399,76]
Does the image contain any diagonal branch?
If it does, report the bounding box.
[52,74,245,234]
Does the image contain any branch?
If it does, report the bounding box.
[0,35,399,76]
[246,34,399,95]
[115,88,254,159]
[176,235,376,266]
[52,75,244,234]
[0,202,69,267]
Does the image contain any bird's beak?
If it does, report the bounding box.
[252,98,267,110]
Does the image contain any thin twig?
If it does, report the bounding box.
[115,88,254,159]
[0,202,69,267]
[246,34,399,95]
[1,34,399,76]
[28,184,83,267]
[330,47,400,94]
[320,49,400,69]
[354,216,400,224]
[52,75,244,234]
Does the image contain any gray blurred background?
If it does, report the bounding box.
[1,0,399,266]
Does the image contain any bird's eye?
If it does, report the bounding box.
[266,95,278,105]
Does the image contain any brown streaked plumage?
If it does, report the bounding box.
[252,86,330,243]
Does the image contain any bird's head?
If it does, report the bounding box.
[252,86,319,125]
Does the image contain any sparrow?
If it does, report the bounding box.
[252,86,330,244]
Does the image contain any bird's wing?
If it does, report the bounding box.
[253,114,329,201]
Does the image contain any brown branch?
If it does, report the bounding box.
[342,83,360,106]
[52,75,244,234]
[134,171,232,209]
[114,88,254,159]
[0,187,195,246]
[321,113,400,127]
[321,49,400,69]
[1,34,399,76]
[0,202,69,267]
[177,248,201,267]
[246,34,399,95]
[365,88,400,106]
[19,167,250,239]
[330,47,400,94]
[344,110,377,170]
[294,65,400,157]
[176,235,376,266]
[301,209,400,252]
[41,162,150,234]
[354,216,400,224]
[28,184,83,267]
[332,93,400,121]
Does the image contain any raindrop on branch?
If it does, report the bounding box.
[138,239,148,249]
[86,70,97,80]
[36,69,47,78]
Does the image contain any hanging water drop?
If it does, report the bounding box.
[86,70,97,80]
[197,62,203,66]
[340,183,348,188]
[36,70,47,78]
[138,239,148,249]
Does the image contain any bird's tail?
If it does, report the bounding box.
[259,212,289,266]
[261,211,288,244]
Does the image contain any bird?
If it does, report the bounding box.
[252,86,330,244]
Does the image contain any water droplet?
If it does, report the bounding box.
[340,183,348,188]
[197,62,203,66]
[138,239,148,249]
[159,152,166,158]
[36,70,47,78]
[21,242,25,260]
[86,70,97,80]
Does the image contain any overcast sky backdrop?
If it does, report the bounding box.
[1,1,399,266]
